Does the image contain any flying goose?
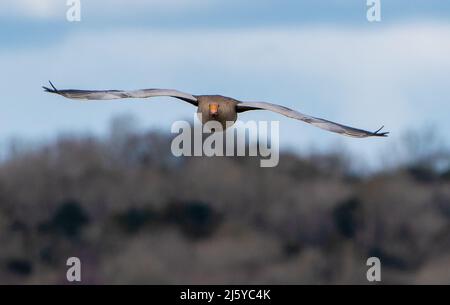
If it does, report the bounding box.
[43,81,388,138]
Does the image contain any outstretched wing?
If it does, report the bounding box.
[43,81,198,106]
[236,101,388,138]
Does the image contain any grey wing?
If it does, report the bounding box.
[43,81,198,106]
[236,101,388,138]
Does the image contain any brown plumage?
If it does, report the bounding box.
[196,95,238,129]
[43,81,389,138]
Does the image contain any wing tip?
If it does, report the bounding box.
[372,125,389,137]
[43,81,58,93]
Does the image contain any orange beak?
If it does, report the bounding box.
[209,103,219,116]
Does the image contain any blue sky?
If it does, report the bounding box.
[1,0,450,168]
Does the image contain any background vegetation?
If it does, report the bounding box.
[1,116,449,284]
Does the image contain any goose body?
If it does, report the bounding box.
[43,81,389,138]
[196,95,239,129]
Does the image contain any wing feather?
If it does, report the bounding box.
[43,81,198,106]
[237,101,388,138]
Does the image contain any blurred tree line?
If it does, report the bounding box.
[0,116,449,284]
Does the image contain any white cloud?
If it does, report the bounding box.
[0,0,212,20]
[3,0,61,19]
